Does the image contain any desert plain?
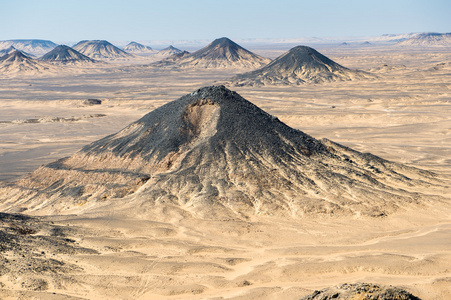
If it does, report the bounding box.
[0,44,450,299]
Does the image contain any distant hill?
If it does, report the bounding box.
[396,32,451,47]
[0,50,56,75]
[227,45,373,86]
[123,42,157,55]
[39,45,96,65]
[161,50,190,62]
[73,40,133,59]
[156,38,271,69]
[0,39,57,56]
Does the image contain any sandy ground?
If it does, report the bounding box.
[0,45,450,299]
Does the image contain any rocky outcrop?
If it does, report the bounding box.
[300,283,421,300]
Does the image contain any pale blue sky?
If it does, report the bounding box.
[1,0,450,42]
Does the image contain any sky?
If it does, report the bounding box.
[1,0,450,43]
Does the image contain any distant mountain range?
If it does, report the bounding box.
[396,32,451,47]
[0,39,56,56]
[0,46,34,57]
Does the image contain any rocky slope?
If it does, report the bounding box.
[73,40,133,59]
[39,45,96,65]
[227,46,373,86]
[0,86,443,218]
[157,38,271,68]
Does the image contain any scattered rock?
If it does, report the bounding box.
[83,98,102,105]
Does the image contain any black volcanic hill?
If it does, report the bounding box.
[228,46,372,86]
[152,45,184,61]
[161,37,271,68]
[123,41,157,55]
[0,50,53,74]
[161,45,182,53]
[39,45,96,64]
[0,86,443,218]
[0,50,32,63]
[73,40,133,59]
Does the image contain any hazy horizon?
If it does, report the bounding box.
[2,0,450,43]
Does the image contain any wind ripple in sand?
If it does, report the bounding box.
[0,114,106,124]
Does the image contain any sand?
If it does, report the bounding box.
[0,45,450,299]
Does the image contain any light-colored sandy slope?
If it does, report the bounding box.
[0,45,450,299]
[1,206,450,299]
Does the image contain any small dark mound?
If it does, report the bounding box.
[300,283,421,300]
